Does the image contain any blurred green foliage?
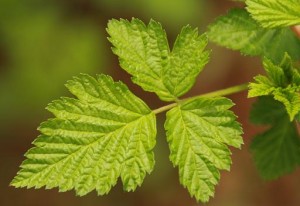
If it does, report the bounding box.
[97,0,205,30]
[0,0,106,122]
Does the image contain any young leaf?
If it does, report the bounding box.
[11,74,157,195]
[248,54,300,120]
[246,0,300,28]
[207,8,300,63]
[165,97,243,202]
[250,97,300,179]
[107,18,210,101]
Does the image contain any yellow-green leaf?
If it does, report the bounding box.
[11,74,157,195]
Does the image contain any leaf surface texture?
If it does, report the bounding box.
[11,74,157,195]
[246,0,300,28]
[165,97,243,202]
[107,18,210,101]
[208,9,300,63]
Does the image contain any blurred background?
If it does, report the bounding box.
[1,0,300,205]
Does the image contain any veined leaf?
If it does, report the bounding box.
[250,84,300,121]
[165,97,243,202]
[248,54,300,120]
[11,74,157,195]
[107,18,210,101]
[164,26,210,98]
[208,8,300,63]
[250,97,300,179]
[273,87,300,120]
[251,123,300,179]
[107,18,172,100]
[246,0,300,28]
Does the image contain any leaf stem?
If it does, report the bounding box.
[153,83,249,114]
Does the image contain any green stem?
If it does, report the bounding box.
[153,83,249,114]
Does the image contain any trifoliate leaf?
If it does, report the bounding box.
[107,18,209,101]
[248,55,300,120]
[246,0,300,28]
[11,74,157,195]
[250,96,300,180]
[165,97,243,202]
[207,8,300,63]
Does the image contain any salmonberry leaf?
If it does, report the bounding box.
[11,74,157,195]
[207,8,300,63]
[246,0,300,28]
[107,18,209,101]
[249,54,300,120]
[250,97,300,180]
[165,97,243,202]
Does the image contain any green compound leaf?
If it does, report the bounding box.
[207,8,300,63]
[250,96,300,180]
[248,54,300,120]
[107,18,210,101]
[11,74,157,195]
[246,0,300,28]
[165,97,243,202]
